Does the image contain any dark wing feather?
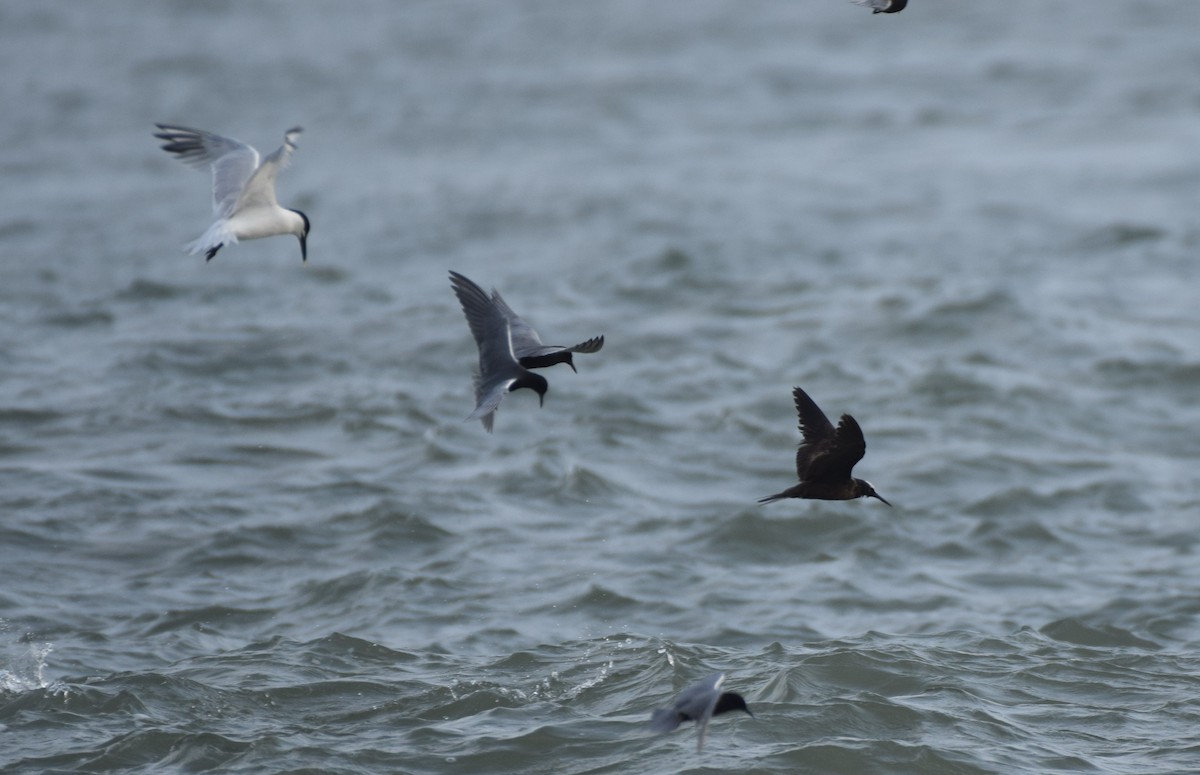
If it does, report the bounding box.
[450,270,522,389]
[490,288,546,358]
[492,288,603,362]
[649,672,723,733]
[792,386,837,478]
[450,272,506,355]
[565,335,604,354]
[805,414,867,483]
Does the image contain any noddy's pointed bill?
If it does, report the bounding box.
[488,288,603,373]
[758,386,891,506]
[852,0,907,13]
[449,271,548,432]
[649,672,753,752]
[154,124,311,263]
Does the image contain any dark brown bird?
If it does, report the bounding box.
[758,386,890,506]
[853,0,908,13]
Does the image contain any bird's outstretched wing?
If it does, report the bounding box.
[451,272,513,366]
[491,288,604,364]
[685,672,724,752]
[805,413,867,483]
[852,0,889,10]
[236,126,302,213]
[649,672,724,734]
[792,386,837,478]
[451,271,525,431]
[490,289,544,354]
[154,124,260,218]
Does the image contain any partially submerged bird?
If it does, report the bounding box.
[490,290,604,372]
[449,271,548,432]
[154,124,310,262]
[759,386,891,506]
[853,0,908,13]
[649,672,753,752]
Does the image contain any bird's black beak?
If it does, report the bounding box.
[538,393,545,407]
[299,233,307,263]
[567,360,577,374]
[872,492,892,507]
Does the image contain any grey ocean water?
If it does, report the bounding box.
[2,1,1199,772]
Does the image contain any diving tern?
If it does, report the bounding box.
[648,672,753,751]
[449,271,548,433]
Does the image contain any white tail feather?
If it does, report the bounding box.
[184,220,238,255]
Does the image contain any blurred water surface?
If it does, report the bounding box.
[2,1,1199,773]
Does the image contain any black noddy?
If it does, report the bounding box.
[449,271,548,432]
[853,0,908,13]
[649,672,753,752]
[758,386,891,506]
[490,289,604,372]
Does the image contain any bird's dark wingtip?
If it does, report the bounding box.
[568,335,605,355]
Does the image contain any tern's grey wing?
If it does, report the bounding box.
[650,673,723,727]
[677,672,724,751]
[852,0,889,9]
[694,713,714,752]
[565,335,604,354]
[490,289,544,357]
[648,708,684,734]
[450,272,520,382]
[154,124,259,218]
[680,673,725,717]
[235,126,302,213]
